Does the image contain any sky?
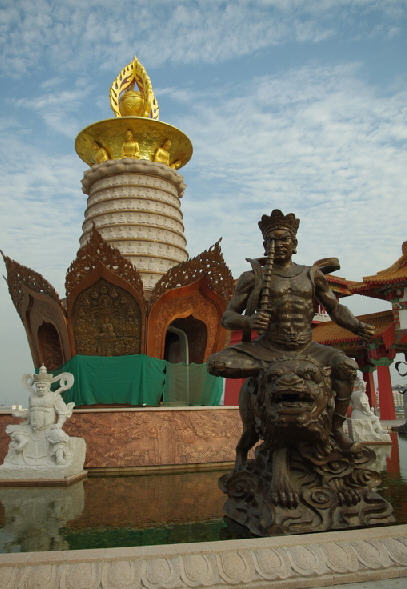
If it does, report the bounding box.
[0,0,406,403]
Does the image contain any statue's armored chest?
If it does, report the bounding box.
[267,266,311,300]
[30,393,55,410]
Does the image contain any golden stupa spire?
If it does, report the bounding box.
[75,55,192,169]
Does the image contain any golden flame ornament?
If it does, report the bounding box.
[110,55,159,119]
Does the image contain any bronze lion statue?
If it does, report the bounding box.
[220,356,394,536]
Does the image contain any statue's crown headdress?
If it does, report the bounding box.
[258,209,300,237]
[33,365,53,383]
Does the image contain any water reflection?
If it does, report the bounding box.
[0,483,84,552]
[367,444,392,472]
[379,432,407,526]
[0,436,406,553]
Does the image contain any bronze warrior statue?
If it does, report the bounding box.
[208,210,393,536]
[208,209,374,452]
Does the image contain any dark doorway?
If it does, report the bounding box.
[164,316,207,364]
[37,322,64,370]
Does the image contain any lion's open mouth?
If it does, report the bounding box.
[272,389,314,404]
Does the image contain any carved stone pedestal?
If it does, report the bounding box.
[220,441,394,537]
[0,437,86,483]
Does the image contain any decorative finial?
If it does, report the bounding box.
[110,55,159,120]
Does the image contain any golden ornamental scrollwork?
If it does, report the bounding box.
[150,240,234,305]
[110,55,159,120]
[1,251,63,320]
[65,226,144,300]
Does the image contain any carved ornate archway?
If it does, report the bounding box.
[1,252,70,368]
[147,277,228,360]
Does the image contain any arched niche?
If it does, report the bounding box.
[67,265,146,356]
[147,277,228,361]
[23,290,70,369]
[164,316,207,364]
[37,322,64,370]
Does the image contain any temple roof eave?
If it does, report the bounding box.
[312,310,394,347]
[348,242,407,296]
[349,275,407,296]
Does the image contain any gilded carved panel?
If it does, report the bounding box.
[72,278,142,356]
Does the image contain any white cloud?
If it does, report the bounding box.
[1,0,406,75]
[15,84,94,138]
[0,122,85,291]
[180,63,407,283]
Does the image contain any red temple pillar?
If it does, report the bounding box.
[223,328,259,406]
[224,329,243,406]
[386,431,400,475]
[224,377,244,406]
[377,365,396,420]
[363,371,376,407]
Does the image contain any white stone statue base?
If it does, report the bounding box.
[0,437,86,482]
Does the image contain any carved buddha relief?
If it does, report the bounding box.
[72,278,142,356]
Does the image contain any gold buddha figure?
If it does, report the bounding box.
[121,130,140,159]
[153,139,171,166]
[94,142,109,164]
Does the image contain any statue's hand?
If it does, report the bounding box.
[248,311,270,331]
[358,321,375,340]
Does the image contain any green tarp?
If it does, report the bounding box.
[164,362,223,406]
[51,354,223,407]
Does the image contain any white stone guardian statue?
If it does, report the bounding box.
[0,366,86,481]
[347,377,391,444]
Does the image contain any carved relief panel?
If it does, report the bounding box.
[72,278,142,356]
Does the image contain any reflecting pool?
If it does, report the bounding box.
[0,433,406,553]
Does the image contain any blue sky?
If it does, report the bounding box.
[1,0,407,402]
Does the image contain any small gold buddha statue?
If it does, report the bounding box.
[153,139,171,166]
[121,130,140,158]
[94,142,109,164]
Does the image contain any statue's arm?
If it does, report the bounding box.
[53,394,74,428]
[315,269,375,339]
[221,271,254,330]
